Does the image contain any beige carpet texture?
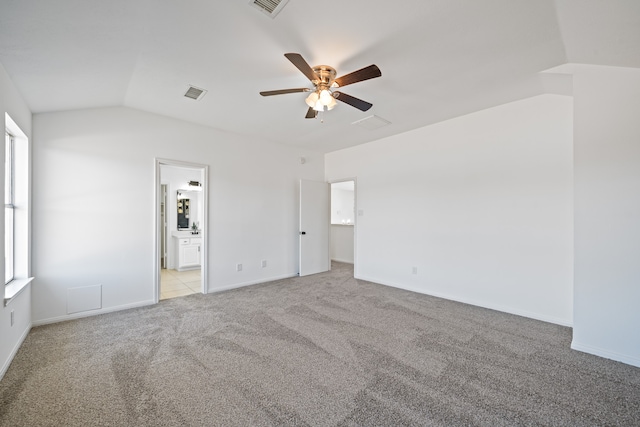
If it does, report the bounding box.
[1,262,639,426]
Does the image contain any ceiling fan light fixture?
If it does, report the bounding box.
[327,97,337,110]
[319,89,333,105]
[305,92,319,107]
[313,100,324,112]
[187,180,202,191]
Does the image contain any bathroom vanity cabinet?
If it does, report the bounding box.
[172,232,202,271]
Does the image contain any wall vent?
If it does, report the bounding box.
[184,85,207,101]
[352,115,392,130]
[249,0,290,18]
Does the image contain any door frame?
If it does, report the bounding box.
[160,184,168,269]
[154,158,209,303]
[329,177,358,276]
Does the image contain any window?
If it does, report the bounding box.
[4,113,32,304]
[5,131,14,284]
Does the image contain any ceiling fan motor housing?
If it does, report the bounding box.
[312,65,337,89]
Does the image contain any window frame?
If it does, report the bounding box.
[5,131,15,285]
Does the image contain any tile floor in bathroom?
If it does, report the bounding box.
[160,268,201,300]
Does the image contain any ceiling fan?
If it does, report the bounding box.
[260,53,382,119]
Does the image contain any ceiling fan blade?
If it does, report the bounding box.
[334,65,381,88]
[284,53,319,83]
[305,107,318,119]
[333,91,373,111]
[260,88,310,96]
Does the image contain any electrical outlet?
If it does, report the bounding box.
[412,266,418,275]
[10,310,14,326]
[236,263,243,272]
[261,260,267,268]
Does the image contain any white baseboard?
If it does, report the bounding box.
[571,341,640,368]
[207,273,298,294]
[331,258,354,264]
[0,322,32,381]
[176,265,200,272]
[32,300,156,327]
[32,273,299,325]
[355,274,573,327]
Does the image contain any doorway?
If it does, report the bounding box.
[155,159,208,303]
[330,179,356,273]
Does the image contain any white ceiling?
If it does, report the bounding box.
[1,0,639,153]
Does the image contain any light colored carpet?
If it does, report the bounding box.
[1,262,639,426]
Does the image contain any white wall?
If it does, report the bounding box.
[326,94,574,326]
[8,65,640,372]
[331,187,355,224]
[0,62,32,378]
[572,65,640,367]
[331,225,354,264]
[31,106,324,324]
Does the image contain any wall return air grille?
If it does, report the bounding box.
[249,0,290,18]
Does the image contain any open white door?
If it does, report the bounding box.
[299,179,330,276]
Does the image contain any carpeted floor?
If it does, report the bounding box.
[1,262,639,426]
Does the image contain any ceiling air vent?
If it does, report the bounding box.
[352,115,391,130]
[249,0,290,18]
[184,85,207,101]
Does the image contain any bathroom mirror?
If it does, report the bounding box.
[177,190,201,231]
[177,192,190,230]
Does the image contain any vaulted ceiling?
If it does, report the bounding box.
[1,0,639,153]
